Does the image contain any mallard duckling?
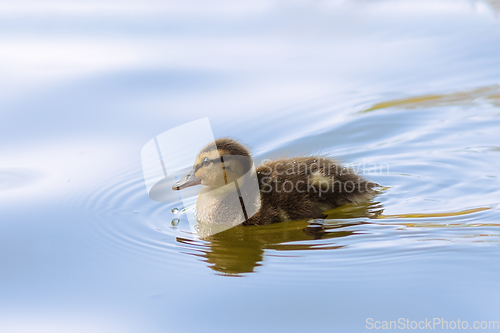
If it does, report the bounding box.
[173,138,378,226]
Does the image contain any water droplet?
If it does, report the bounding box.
[171,208,179,214]
[171,218,180,226]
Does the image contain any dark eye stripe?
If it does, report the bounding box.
[193,155,244,172]
[194,157,222,172]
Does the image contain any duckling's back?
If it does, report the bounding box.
[244,157,377,225]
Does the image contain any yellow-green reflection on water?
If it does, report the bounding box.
[176,202,500,276]
[377,206,491,220]
[362,85,500,112]
[175,203,381,276]
[176,222,350,276]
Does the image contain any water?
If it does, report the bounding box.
[1,0,500,332]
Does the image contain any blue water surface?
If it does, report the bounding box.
[1,0,500,332]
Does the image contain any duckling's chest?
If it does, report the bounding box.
[196,190,248,226]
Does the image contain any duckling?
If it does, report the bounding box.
[173,138,378,226]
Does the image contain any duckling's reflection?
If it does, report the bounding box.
[176,202,383,276]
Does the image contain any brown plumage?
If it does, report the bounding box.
[173,138,378,226]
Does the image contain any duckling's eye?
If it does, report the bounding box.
[202,157,210,166]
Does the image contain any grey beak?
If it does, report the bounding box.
[172,169,202,190]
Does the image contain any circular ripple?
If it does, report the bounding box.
[63,162,198,271]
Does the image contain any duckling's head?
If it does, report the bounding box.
[173,138,252,190]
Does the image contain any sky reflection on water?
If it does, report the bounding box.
[1,1,500,332]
